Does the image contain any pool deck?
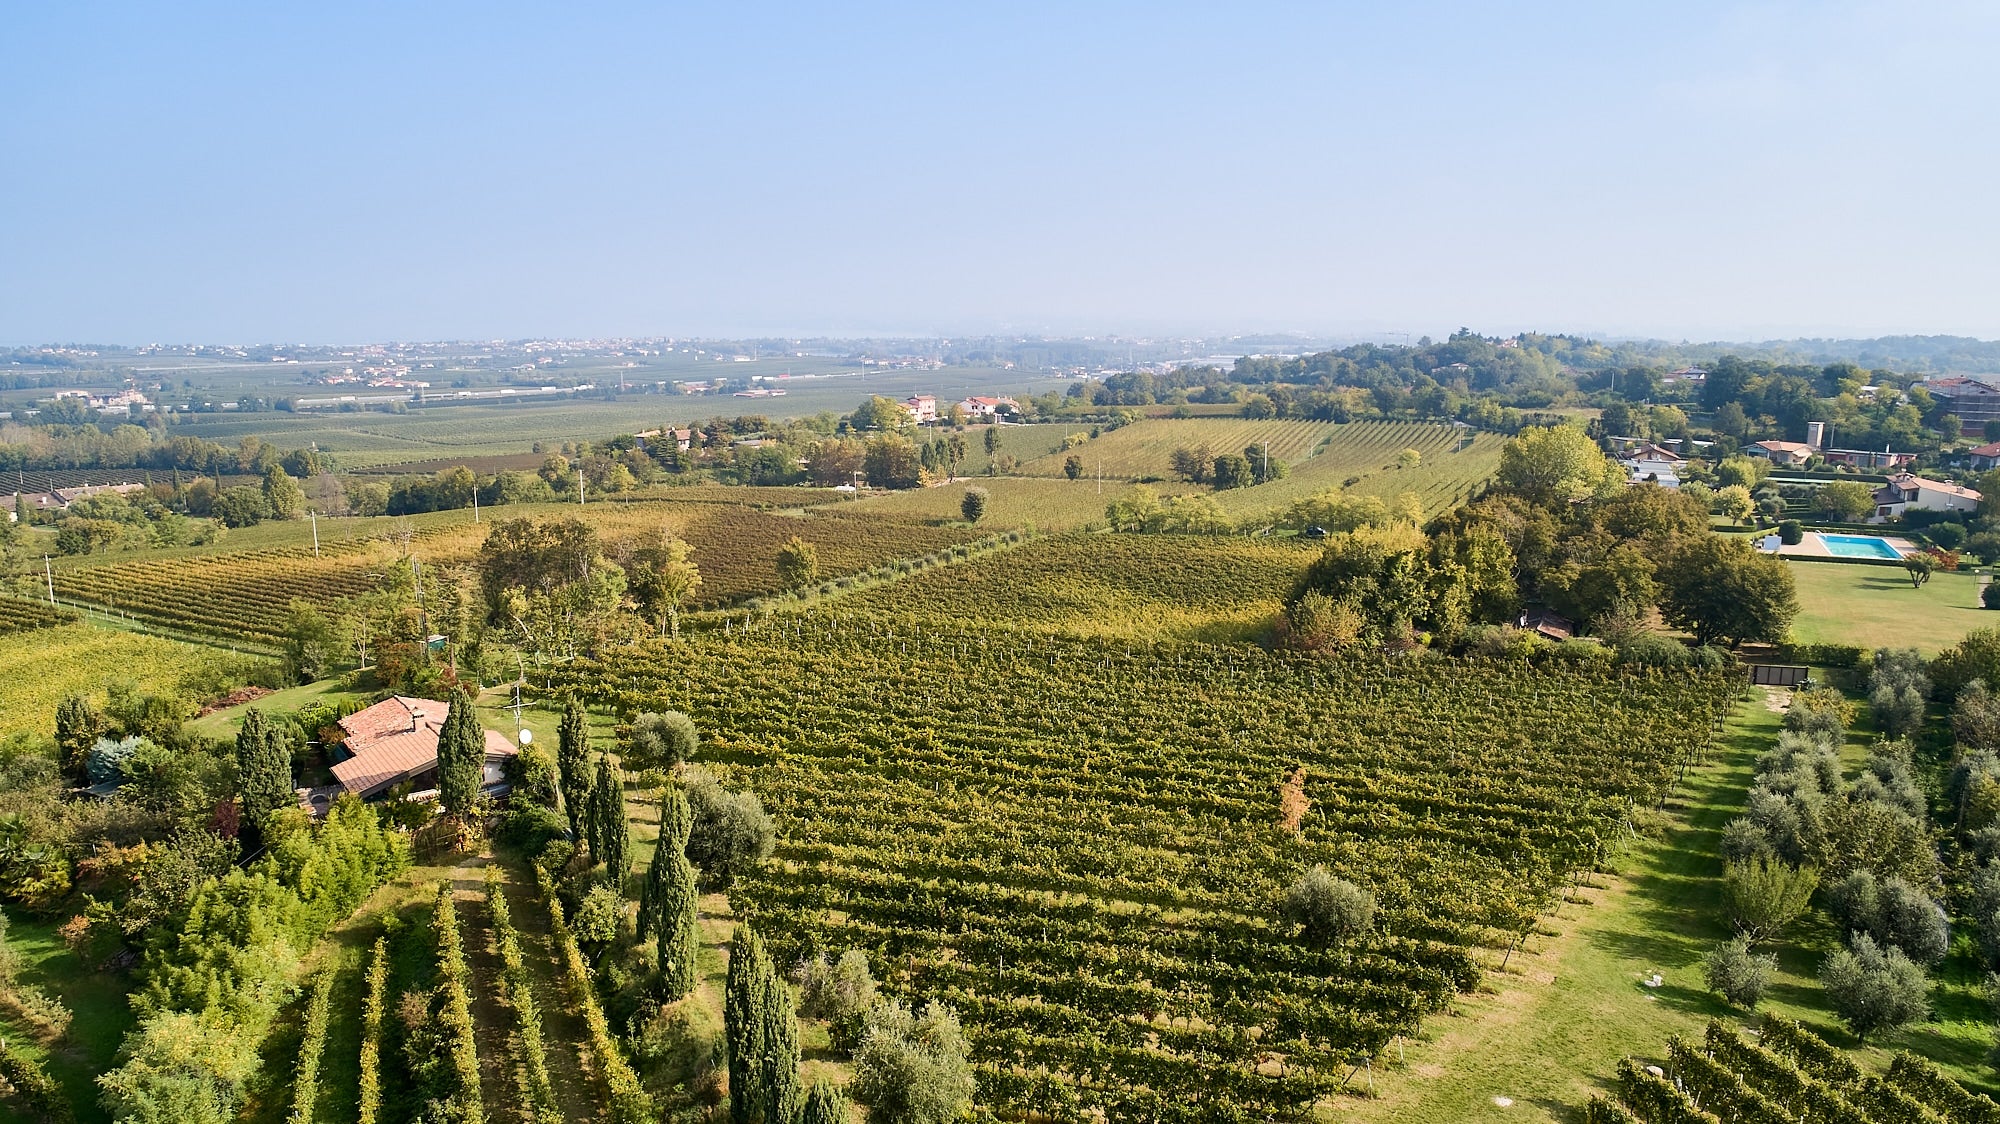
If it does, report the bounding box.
[1777,532,1917,560]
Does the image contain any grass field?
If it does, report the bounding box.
[1786,561,1990,654]
[1345,688,1997,1122]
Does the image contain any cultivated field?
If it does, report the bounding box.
[552,622,1737,1121]
[838,532,1312,642]
[0,624,255,739]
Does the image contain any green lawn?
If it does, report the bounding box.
[185,678,361,741]
[1343,689,1998,1123]
[1787,560,1990,654]
[0,908,135,1124]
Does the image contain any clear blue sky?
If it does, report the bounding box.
[3,2,1997,344]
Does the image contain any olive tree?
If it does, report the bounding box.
[1283,866,1375,944]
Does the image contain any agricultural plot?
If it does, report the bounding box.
[1014,418,1346,479]
[0,595,78,635]
[49,544,399,648]
[42,496,988,642]
[1210,424,1503,522]
[0,625,247,739]
[1593,1016,2000,1124]
[553,622,1737,1122]
[846,476,1178,533]
[838,532,1312,641]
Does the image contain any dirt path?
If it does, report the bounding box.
[489,856,608,1122]
[451,857,518,1124]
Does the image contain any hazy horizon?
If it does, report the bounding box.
[6,2,1999,344]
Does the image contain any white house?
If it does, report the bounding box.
[902,396,938,424]
[1871,473,1981,522]
[1619,441,1684,488]
[957,396,1019,419]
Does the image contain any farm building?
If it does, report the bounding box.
[325,694,517,803]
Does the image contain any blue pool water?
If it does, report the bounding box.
[1819,533,1904,559]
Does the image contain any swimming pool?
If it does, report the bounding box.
[1818,533,1905,559]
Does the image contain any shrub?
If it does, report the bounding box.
[1703,937,1776,1008]
[799,949,880,1053]
[1820,932,1930,1041]
[498,804,568,857]
[851,1000,975,1124]
[1283,866,1375,944]
[1985,584,2000,611]
[1779,520,1804,546]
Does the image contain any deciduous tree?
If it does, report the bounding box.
[775,536,819,591]
[1658,536,1798,646]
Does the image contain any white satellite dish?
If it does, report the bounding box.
[517,729,533,746]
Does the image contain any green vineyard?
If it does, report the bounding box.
[1592,1016,2000,1124]
[551,618,1738,1121]
[0,595,80,635]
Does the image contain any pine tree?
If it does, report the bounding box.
[557,701,591,843]
[726,928,770,1124]
[799,1081,846,1124]
[235,707,294,837]
[435,686,485,819]
[594,756,629,884]
[54,691,100,785]
[653,788,700,1000]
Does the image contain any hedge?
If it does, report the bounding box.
[1768,642,1868,669]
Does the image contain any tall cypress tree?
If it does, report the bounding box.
[799,1081,846,1124]
[594,756,630,884]
[653,787,700,1000]
[236,707,294,839]
[435,686,484,819]
[726,928,770,1124]
[54,692,100,785]
[725,924,800,1124]
[759,955,801,1124]
[557,701,591,843]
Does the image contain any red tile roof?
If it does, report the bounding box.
[331,695,516,798]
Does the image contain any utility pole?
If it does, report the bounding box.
[472,483,479,523]
[577,467,585,505]
[309,510,319,557]
[44,555,54,606]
